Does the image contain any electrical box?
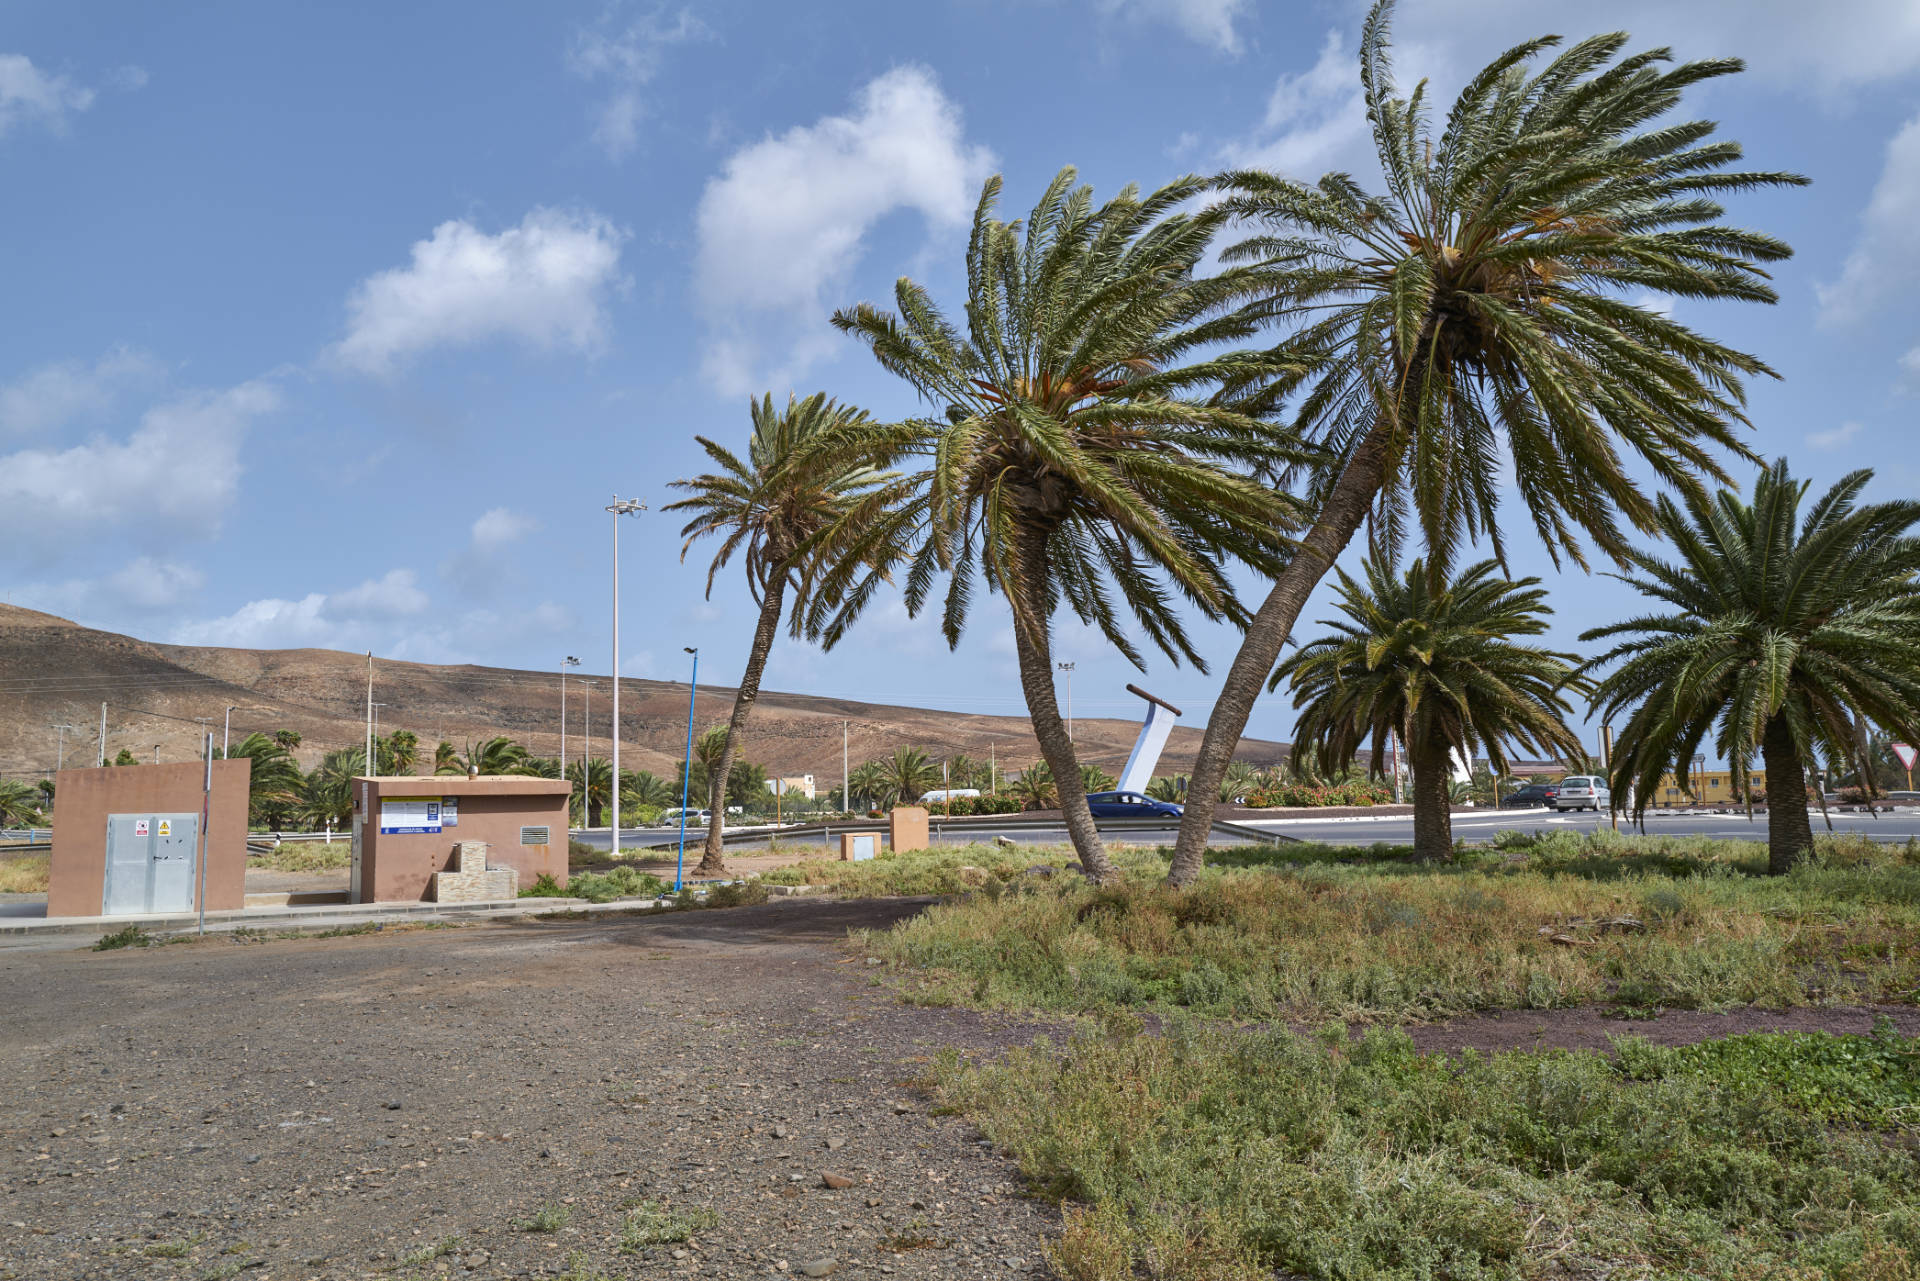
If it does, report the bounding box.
[102,812,199,915]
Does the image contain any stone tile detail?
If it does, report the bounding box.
[430,842,518,903]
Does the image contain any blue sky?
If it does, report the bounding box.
[4,0,1920,753]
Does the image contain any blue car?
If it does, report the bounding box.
[1085,790,1183,818]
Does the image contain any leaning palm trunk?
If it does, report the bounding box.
[1167,416,1395,884]
[1409,736,1455,862]
[1762,714,1815,876]
[696,581,786,876]
[1009,597,1115,882]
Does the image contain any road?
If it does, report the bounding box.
[572,806,1920,853]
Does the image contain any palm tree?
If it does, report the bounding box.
[823,168,1304,882]
[624,769,673,808]
[1582,461,1920,874]
[1009,764,1058,812]
[666,392,899,877]
[880,748,939,807]
[848,759,893,812]
[1220,761,1259,804]
[453,736,532,776]
[1165,0,1807,884]
[433,740,461,775]
[224,732,305,827]
[1080,764,1116,794]
[302,747,366,828]
[273,728,302,753]
[568,757,612,828]
[1146,776,1187,803]
[379,729,419,776]
[112,749,139,766]
[0,780,43,828]
[1275,557,1589,860]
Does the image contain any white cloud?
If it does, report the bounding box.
[327,208,626,376]
[568,8,707,159]
[1218,29,1370,177]
[693,65,993,397]
[0,347,164,435]
[0,53,94,136]
[0,380,279,548]
[470,506,537,550]
[331,569,428,618]
[13,556,206,619]
[1097,0,1250,55]
[1817,113,1920,329]
[1807,420,1863,449]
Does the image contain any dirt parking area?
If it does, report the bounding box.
[0,898,1058,1281]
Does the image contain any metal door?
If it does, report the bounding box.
[102,813,199,915]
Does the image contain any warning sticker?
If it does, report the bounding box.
[134,819,150,837]
[157,819,171,837]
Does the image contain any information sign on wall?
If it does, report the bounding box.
[441,796,459,828]
[379,796,443,835]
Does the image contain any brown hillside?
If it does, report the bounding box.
[0,603,1289,783]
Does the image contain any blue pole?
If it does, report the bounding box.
[675,649,698,891]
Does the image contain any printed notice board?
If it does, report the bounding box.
[441,796,458,827]
[379,796,442,835]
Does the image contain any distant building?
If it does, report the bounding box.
[766,774,816,801]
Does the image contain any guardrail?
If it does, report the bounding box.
[639,813,1298,851]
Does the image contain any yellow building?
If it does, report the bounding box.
[1651,769,1767,805]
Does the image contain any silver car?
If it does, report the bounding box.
[1551,776,1610,811]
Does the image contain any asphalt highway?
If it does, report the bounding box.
[571,806,1920,854]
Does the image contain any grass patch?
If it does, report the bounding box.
[861,833,1920,1022]
[143,1237,195,1258]
[618,1200,718,1250]
[762,842,1089,896]
[513,1204,571,1233]
[558,866,669,903]
[397,1236,461,1267]
[0,853,49,893]
[935,1020,1920,1280]
[247,842,350,873]
[93,924,153,951]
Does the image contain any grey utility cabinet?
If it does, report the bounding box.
[103,812,199,915]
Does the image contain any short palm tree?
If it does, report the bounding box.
[1009,764,1058,812]
[273,728,302,753]
[667,392,899,877]
[454,736,532,776]
[624,769,673,809]
[567,757,612,827]
[1275,558,1588,860]
[1165,0,1807,883]
[823,167,1305,881]
[302,747,366,828]
[432,740,461,775]
[1582,461,1920,873]
[880,748,939,807]
[0,779,43,828]
[379,729,419,776]
[848,758,893,812]
[224,732,305,827]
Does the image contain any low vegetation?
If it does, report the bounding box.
[0,853,49,894]
[245,842,351,873]
[933,1019,1920,1280]
[761,842,1087,896]
[859,833,1920,1022]
[618,1200,719,1250]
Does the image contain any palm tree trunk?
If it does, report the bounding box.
[1166,415,1397,885]
[1009,530,1116,882]
[1762,713,1815,875]
[695,579,788,877]
[1410,735,1455,861]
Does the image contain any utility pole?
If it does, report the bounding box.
[51,723,75,773]
[371,704,387,772]
[677,647,699,890]
[842,720,849,815]
[98,703,106,767]
[1601,724,1616,831]
[990,741,996,795]
[223,705,239,757]
[1056,662,1075,740]
[606,496,646,848]
[364,652,374,779]
[560,656,579,775]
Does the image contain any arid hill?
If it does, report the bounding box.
[0,604,1288,784]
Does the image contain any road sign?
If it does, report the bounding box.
[1892,742,1917,771]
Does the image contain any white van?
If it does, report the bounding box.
[918,788,982,804]
[660,808,713,828]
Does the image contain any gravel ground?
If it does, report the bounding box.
[0,898,1060,1281]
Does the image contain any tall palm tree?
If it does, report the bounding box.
[848,759,893,812]
[878,748,940,807]
[1582,462,1920,874]
[1276,558,1588,860]
[273,728,302,753]
[1165,0,1806,884]
[666,392,899,877]
[823,167,1305,882]
[380,729,419,776]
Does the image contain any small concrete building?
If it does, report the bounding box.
[350,775,571,904]
[47,760,252,918]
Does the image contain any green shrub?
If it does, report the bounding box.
[93,924,151,951]
[703,879,769,908]
[619,1200,718,1249]
[520,873,568,898]
[935,1021,1920,1281]
[564,866,668,903]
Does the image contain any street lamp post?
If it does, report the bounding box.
[223,705,239,758]
[560,656,579,776]
[1056,662,1075,740]
[676,648,698,892]
[606,496,646,851]
[51,723,75,773]
[371,704,387,774]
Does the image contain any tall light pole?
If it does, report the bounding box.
[1056,662,1076,740]
[676,647,699,891]
[606,496,646,849]
[371,704,388,773]
[51,723,75,773]
[559,656,579,776]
